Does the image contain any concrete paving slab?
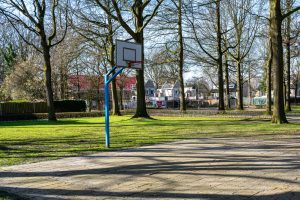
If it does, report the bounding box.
[1,136,300,199]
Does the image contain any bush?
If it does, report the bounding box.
[0,112,103,121]
[54,100,87,112]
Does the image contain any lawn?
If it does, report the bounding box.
[291,105,300,113]
[0,115,300,167]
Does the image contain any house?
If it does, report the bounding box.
[68,75,137,109]
[145,80,156,98]
[184,87,197,100]
[157,81,180,100]
[211,83,237,99]
[156,81,203,100]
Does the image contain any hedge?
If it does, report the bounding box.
[54,100,86,112]
[0,112,103,121]
[0,100,87,115]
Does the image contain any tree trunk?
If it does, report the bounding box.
[59,64,67,99]
[132,2,149,118]
[285,0,291,112]
[178,0,186,112]
[216,0,225,111]
[270,0,288,123]
[43,46,56,121]
[76,67,81,99]
[266,38,272,115]
[107,12,121,116]
[60,68,65,100]
[248,66,251,105]
[295,80,298,103]
[225,57,230,109]
[119,88,124,110]
[236,61,243,110]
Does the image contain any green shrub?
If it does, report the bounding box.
[0,112,103,121]
[7,99,30,103]
[54,100,87,112]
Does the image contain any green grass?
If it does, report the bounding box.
[291,105,300,113]
[0,116,300,167]
[0,191,19,200]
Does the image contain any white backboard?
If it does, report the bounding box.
[116,40,142,69]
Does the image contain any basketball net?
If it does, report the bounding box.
[127,61,143,69]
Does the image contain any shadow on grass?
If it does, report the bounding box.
[0,120,105,127]
[0,117,298,167]
[0,116,276,128]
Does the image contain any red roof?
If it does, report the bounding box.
[68,75,136,91]
[115,76,137,90]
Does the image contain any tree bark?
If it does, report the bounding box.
[132,0,149,118]
[119,88,124,110]
[248,66,251,105]
[216,0,225,111]
[295,80,298,103]
[43,45,56,121]
[108,15,121,116]
[266,38,272,115]
[225,55,230,109]
[270,0,288,123]
[236,61,243,110]
[178,0,186,112]
[59,64,68,99]
[285,0,292,112]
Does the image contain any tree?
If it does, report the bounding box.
[266,37,273,115]
[177,0,186,112]
[95,0,164,118]
[0,0,68,121]
[0,60,45,100]
[226,0,259,110]
[146,46,181,90]
[71,0,121,115]
[51,32,83,100]
[283,0,299,112]
[269,0,300,123]
[0,43,17,81]
[158,0,186,112]
[186,0,226,111]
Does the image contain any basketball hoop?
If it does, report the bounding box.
[127,61,144,69]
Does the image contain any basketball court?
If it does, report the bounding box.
[1,135,300,199]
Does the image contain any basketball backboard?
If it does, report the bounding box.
[115,40,142,69]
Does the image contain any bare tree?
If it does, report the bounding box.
[283,0,299,112]
[186,0,229,111]
[225,0,259,110]
[71,0,121,115]
[0,0,68,121]
[94,0,164,118]
[269,0,300,123]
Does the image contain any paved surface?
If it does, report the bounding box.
[1,135,300,200]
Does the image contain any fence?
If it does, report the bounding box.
[0,100,86,116]
[0,102,48,116]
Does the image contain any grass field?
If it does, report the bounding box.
[291,105,300,113]
[1,115,300,167]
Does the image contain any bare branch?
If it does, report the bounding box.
[282,5,300,19]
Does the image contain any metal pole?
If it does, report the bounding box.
[104,74,110,148]
[104,66,125,148]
